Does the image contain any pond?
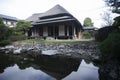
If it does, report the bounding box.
[0,52,99,80]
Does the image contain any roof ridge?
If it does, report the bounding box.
[54,4,68,12]
[33,13,43,15]
[39,4,70,18]
[0,14,18,20]
[26,5,73,22]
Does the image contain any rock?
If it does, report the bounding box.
[23,58,28,60]
[13,48,22,54]
[42,50,57,55]
[66,53,72,56]
[27,48,42,55]
[59,44,65,48]
[21,49,28,53]
[5,45,14,49]
[27,48,34,51]
[99,60,120,80]
[0,46,14,53]
[8,42,100,60]
[0,47,7,52]
[5,49,13,54]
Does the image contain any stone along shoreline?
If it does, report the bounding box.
[0,41,100,61]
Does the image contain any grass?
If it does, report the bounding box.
[21,39,92,44]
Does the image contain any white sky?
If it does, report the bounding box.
[0,0,114,28]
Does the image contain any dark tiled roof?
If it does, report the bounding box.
[26,4,82,27]
[26,13,43,22]
[33,16,75,25]
[26,5,72,23]
[40,5,70,18]
[34,18,75,25]
[0,14,18,21]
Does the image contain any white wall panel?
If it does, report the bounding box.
[59,25,65,36]
[43,26,48,36]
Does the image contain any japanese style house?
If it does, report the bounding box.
[26,5,83,39]
[0,14,18,27]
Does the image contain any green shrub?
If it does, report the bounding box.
[95,26,114,42]
[0,40,11,46]
[99,30,120,61]
[82,31,91,39]
[10,35,26,41]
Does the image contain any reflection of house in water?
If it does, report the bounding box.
[0,53,81,80]
[26,5,83,39]
[0,14,18,27]
[33,55,81,80]
[0,53,99,80]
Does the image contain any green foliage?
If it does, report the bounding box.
[95,26,113,42]
[105,0,120,13]
[95,16,120,42]
[83,17,94,27]
[14,20,31,35]
[112,16,120,28]
[82,31,91,39]
[10,35,26,41]
[99,30,120,61]
[0,18,12,46]
[21,39,90,44]
[0,40,11,46]
[0,18,5,26]
[0,18,12,40]
[16,20,31,28]
[8,20,31,42]
[0,25,12,40]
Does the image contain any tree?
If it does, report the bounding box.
[0,18,12,46]
[0,18,11,40]
[112,16,120,28]
[99,30,120,61]
[102,11,113,26]
[83,17,94,27]
[105,0,120,13]
[14,20,31,35]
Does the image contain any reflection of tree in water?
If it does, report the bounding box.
[84,59,91,64]
[0,53,81,80]
[0,53,14,73]
[84,59,100,67]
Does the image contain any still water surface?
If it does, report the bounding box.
[0,52,99,80]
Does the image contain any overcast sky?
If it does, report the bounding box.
[0,0,113,28]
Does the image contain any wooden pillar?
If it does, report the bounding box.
[53,26,55,39]
[55,26,58,39]
[35,26,39,38]
[38,27,40,36]
[39,26,43,36]
[43,26,48,37]
[67,26,69,36]
[31,27,34,37]
[36,27,39,37]
[34,27,37,38]
[72,25,74,39]
[74,27,76,35]
[73,26,76,39]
